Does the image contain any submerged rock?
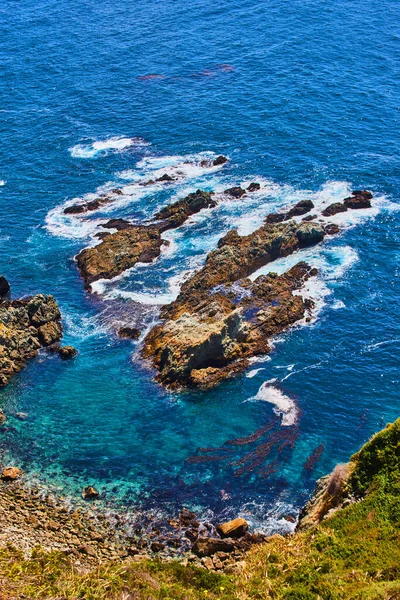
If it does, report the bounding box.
[0,294,63,387]
[216,518,248,538]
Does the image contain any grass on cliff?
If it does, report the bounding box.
[1,419,399,600]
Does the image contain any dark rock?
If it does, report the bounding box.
[100,219,133,231]
[156,173,174,182]
[179,507,198,526]
[324,224,340,235]
[265,213,286,224]
[155,190,217,230]
[185,528,199,542]
[322,202,348,217]
[302,214,317,222]
[118,327,141,340]
[192,537,235,557]
[150,541,165,552]
[344,191,372,209]
[58,346,78,359]
[287,199,314,218]
[296,222,325,247]
[82,486,99,500]
[0,276,10,298]
[247,182,260,192]
[351,189,372,200]
[213,155,228,166]
[64,204,86,215]
[224,187,246,199]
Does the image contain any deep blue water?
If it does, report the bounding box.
[0,0,399,531]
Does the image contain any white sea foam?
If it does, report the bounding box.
[69,136,148,158]
[248,380,299,426]
[246,368,265,378]
[0,180,6,186]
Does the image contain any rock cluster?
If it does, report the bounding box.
[0,289,63,386]
[142,216,324,389]
[322,189,372,217]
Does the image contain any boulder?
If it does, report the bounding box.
[247,182,260,192]
[82,486,99,500]
[0,410,5,425]
[100,219,133,231]
[324,224,340,235]
[224,187,246,199]
[179,507,198,526]
[344,191,372,209]
[192,537,235,557]
[296,222,325,247]
[38,321,63,346]
[58,346,78,359]
[213,155,228,166]
[287,199,314,218]
[322,202,347,217]
[1,467,23,481]
[118,327,141,340]
[156,173,174,182]
[0,276,10,298]
[216,518,248,538]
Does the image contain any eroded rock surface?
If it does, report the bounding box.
[0,294,63,387]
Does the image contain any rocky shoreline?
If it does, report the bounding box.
[0,476,264,573]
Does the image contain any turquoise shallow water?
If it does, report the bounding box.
[0,0,399,532]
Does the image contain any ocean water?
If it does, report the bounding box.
[0,0,399,532]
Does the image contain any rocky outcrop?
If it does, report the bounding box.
[76,190,222,289]
[154,189,217,230]
[76,226,165,288]
[265,199,314,223]
[143,241,319,389]
[118,327,141,340]
[0,294,63,387]
[1,467,23,481]
[322,190,372,216]
[58,345,78,359]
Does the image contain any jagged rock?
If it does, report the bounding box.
[224,187,246,198]
[82,486,99,500]
[344,190,372,209]
[0,294,63,386]
[156,173,174,182]
[76,226,164,288]
[118,327,141,340]
[0,276,10,298]
[76,190,217,288]
[296,222,325,246]
[216,518,248,538]
[58,346,78,359]
[265,213,286,224]
[154,190,217,230]
[213,155,228,166]
[38,321,63,346]
[324,224,340,235]
[192,537,235,557]
[100,219,133,231]
[143,215,326,389]
[1,467,23,481]
[287,199,314,218]
[247,182,260,192]
[322,202,347,217]
[179,507,198,526]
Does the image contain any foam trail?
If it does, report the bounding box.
[248,381,299,426]
[246,368,265,378]
[69,137,149,158]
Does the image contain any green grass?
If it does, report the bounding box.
[1,419,400,599]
